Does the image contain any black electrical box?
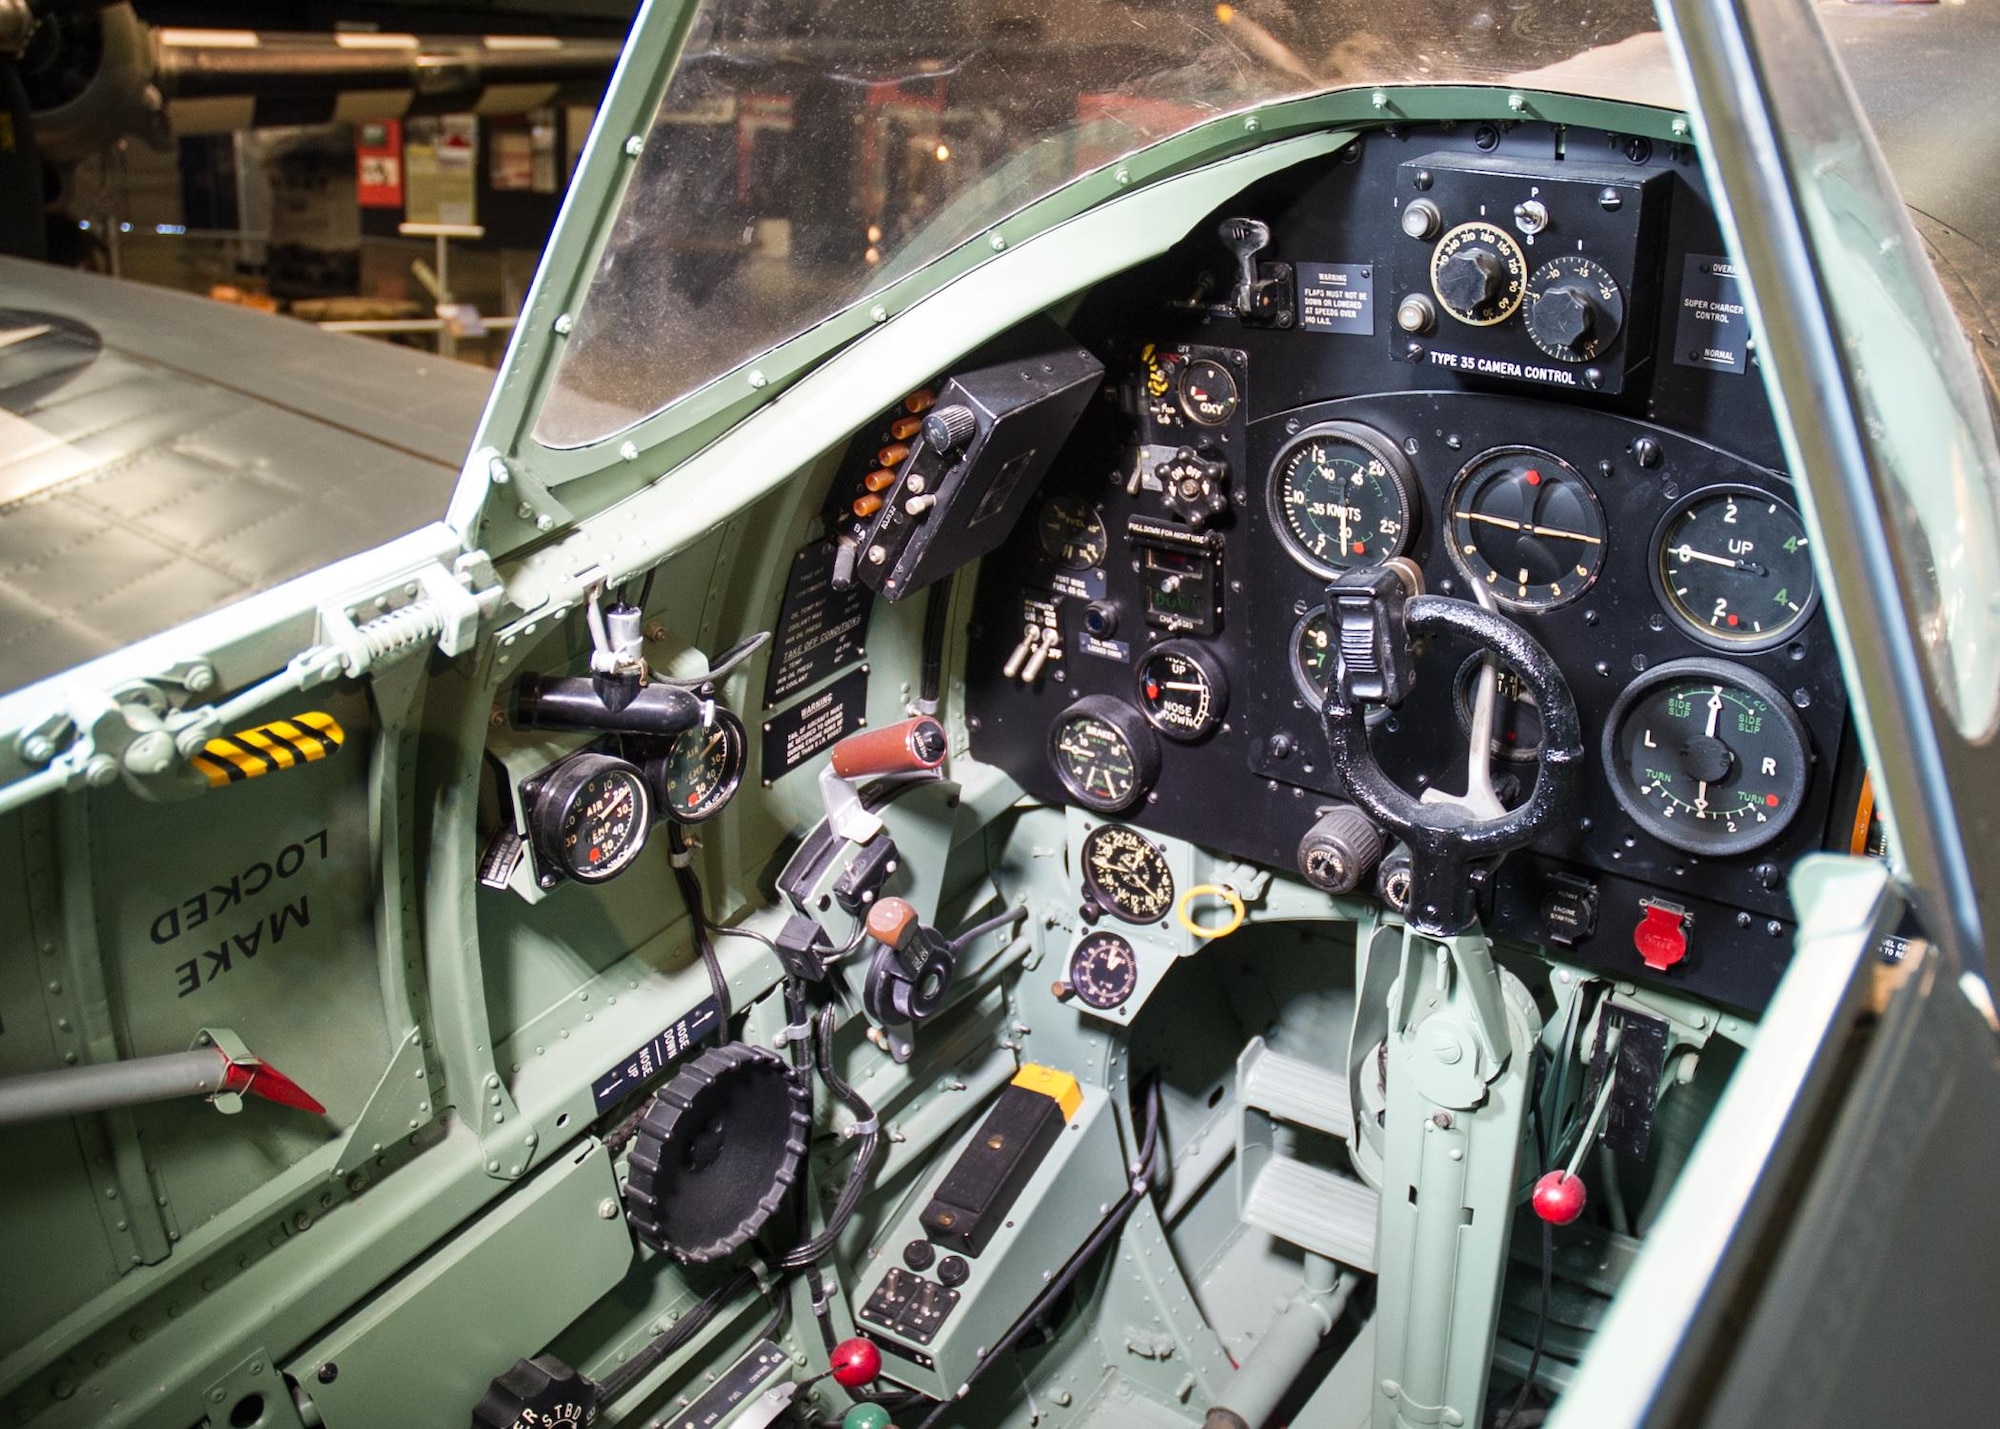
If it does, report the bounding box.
[918,1079,1068,1256]
[854,320,1104,602]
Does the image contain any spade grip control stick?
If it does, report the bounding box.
[1321,568,1582,937]
[830,716,948,780]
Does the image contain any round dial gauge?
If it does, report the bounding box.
[1135,640,1227,741]
[1452,654,1544,764]
[1268,422,1416,576]
[1048,696,1161,815]
[1037,495,1108,572]
[1067,930,1140,1010]
[1291,608,1336,706]
[1178,359,1239,426]
[531,752,653,885]
[1080,823,1176,924]
[649,710,747,824]
[1524,255,1625,362]
[1431,221,1530,326]
[1445,447,1606,611]
[1653,486,1818,650]
[1603,659,1812,856]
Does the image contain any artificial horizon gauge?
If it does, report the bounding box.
[1178,358,1240,426]
[529,751,653,884]
[1268,421,1416,576]
[1079,823,1176,924]
[1037,495,1108,571]
[1430,220,1530,326]
[649,709,747,823]
[1652,486,1818,650]
[1603,659,1811,856]
[1452,653,1544,764]
[1135,640,1227,740]
[1048,695,1161,815]
[1066,930,1140,1010]
[1445,446,1606,610]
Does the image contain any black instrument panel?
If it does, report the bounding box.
[953,121,1850,1012]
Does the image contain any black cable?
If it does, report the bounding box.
[667,825,732,1025]
[597,1266,761,1403]
[944,902,1028,956]
[917,572,954,710]
[1501,1220,1556,1429]
[778,1004,882,1271]
[909,1076,1163,1429]
[655,629,772,687]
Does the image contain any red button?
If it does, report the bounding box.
[1634,904,1688,970]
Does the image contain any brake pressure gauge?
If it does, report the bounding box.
[529,752,653,884]
[1049,696,1160,815]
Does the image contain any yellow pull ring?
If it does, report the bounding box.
[1176,883,1245,940]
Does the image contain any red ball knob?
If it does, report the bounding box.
[830,1337,882,1389]
[1532,1170,1587,1225]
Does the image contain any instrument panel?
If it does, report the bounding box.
[962,121,1854,1011]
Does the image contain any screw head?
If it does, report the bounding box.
[553,313,573,335]
[623,134,644,157]
[184,663,215,692]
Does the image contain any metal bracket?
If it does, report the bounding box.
[203,1349,307,1429]
[330,1027,435,1185]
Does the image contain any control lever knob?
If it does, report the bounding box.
[921,403,977,453]
[1298,804,1386,895]
[1527,283,1599,354]
[830,1337,883,1389]
[1156,447,1230,529]
[829,716,948,779]
[1435,246,1502,317]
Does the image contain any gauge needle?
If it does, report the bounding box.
[1463,511,1602,544]
[1336,499,1352,553]
[1161,681,1205,692]
[1696,688,1724,812]
[1674,543,1765,575]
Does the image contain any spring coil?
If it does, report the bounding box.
[354,602,445,665]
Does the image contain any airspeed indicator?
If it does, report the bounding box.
[1268,421,1416,577]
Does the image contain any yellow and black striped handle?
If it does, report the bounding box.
[192,712,345,787]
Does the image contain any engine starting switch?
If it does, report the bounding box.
[1633,901,1690,971]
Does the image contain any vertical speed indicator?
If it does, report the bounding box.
[1267,421,1416,577]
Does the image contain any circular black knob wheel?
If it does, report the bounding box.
[1321,595,1582,936]
[1527,284,1597,354]
[471,1355,596,1429]
[623,1044,812,1264]
[922,403,978,453]
[1435,248,1502,315]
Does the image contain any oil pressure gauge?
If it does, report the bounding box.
[647,710,747,824]
[1135,641,1227,741]
[1603,659,1811,856]
[529,751,653,885]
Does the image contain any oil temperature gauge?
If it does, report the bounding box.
[1603,659,1811,856]
[1064,930,1140,1011]
[647,710,747,824]
[529,751,653,885]
[1048,696,1161,815]
[1080,823,1175,924]
[1135,640,1227,741]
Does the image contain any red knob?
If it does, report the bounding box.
[830,1337,882,1389]
[1531,1170,1587,1225]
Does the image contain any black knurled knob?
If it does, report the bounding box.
[1528,283,1597,353]
[1435,247,1501,315]
[922,404,978,453]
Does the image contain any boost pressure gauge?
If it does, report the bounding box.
[529,752,653,884]
[648,710,747,824]
[1603,659,1811,856]
[1135,641,1227,740]
[1049,696,1161,815]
